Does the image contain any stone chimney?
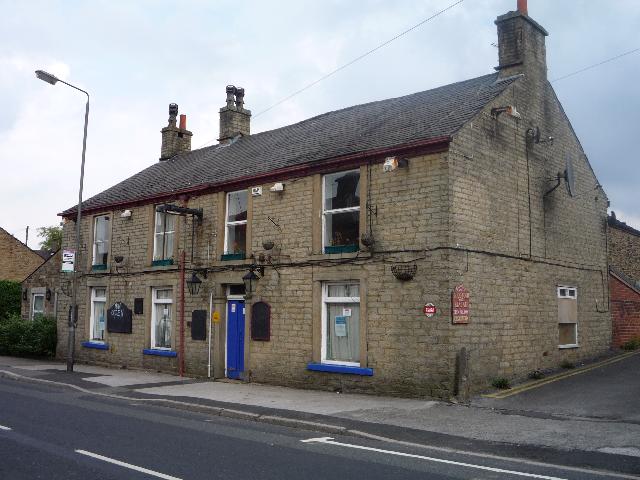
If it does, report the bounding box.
[160,103,193,161]
[219,85,251,143]
[495,0,549,80]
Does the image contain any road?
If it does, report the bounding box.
[0,377,635,480]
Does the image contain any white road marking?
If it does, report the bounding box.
[75,450,182,480]
[301,437,568,480]
[0,424,11,431]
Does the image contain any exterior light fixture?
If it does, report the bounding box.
[35,70,59,85]
[186,271,205,296]
[382,156,409,172]
[242,265,264,297]
[46,289,52,301]
[23,290,27,301]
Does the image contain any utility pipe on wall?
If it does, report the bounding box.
[179,250,185,377]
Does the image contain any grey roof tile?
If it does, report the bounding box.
[63,72,519,215]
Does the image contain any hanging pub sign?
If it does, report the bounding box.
[107,302,133,333]
[423,303,436,317]
[452,284,470,324]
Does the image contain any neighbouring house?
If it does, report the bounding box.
[55,1,611,398]
[0,227,44,282]
[21,250,62,321]
[607,212,640,347]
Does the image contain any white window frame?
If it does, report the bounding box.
[151,287,173,350]
[322,170,360,250]
[224,190,248,255]
[92,215,110,266]
[89,287,107,343]
[153,211,175,261]
[321,281,360,366]
[30,293,45,321]
[557,285,578,348]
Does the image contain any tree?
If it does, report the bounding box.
[37,225,62,251]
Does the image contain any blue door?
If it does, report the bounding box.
[226,300,245,379]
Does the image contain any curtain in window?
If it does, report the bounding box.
[95,216,110,254]
[154,212,175,260]
[92,298,106,340]
[154,296,172,349]
[326,303,360,363]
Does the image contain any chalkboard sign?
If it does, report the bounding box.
[251,301,270,341]
[191,310,207,341]
[107,302,132,334]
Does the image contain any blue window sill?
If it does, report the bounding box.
[307,363,373,376]
[324,244,358,254]
[91,264,108,271]
[81,341,109,350]
[143,349,177,357]
[152,259,174,267]
[221,253,246,261]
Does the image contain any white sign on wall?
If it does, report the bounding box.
[61,249,75,273]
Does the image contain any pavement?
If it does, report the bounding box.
[1,352,639,470]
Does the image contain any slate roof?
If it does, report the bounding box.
[62,72,520,216]
[608,212,640,237]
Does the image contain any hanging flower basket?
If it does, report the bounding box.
[391,264,417,281]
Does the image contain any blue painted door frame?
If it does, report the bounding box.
[226,300,245,379]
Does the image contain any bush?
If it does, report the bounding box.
[560,359,575,369]
[0,316,56,357]
[0,281,22,320]
[621,337,640,351]
[491,377,511,389]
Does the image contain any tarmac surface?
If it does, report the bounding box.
[1,352,639,473]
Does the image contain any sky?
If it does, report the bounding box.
[1,0,638,248]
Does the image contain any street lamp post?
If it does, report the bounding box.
[35,69,89,373]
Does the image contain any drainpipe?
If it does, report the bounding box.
[208,290,213,378]
[179,250,185,376]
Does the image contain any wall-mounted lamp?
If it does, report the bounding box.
[120,210,132,219]
[269,182,284,192]
[243,264,265,297]
[46,288,52,301]
[186,269,208,296]
[383,156,409,172]
[23,290,27,301]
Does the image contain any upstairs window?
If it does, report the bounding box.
[153,211,175,264]
[92,215,110,268]
[90,287,106,342]
[558,286,578,348]
[323,170,360,254]
[223,190,248,259]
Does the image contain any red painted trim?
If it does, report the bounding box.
[60,136,451,218]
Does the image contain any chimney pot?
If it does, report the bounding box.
[160,103,192,161]
[219,85,251,142]
[517,0,527,14]
[179,114,187,130]
[226,85,236,109]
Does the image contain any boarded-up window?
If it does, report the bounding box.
[557,286,577,347]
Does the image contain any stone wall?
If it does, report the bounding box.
[0,228,43,282]
[608,223,640,283]
[21,250,61,320]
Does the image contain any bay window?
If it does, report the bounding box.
[323,170,360,254]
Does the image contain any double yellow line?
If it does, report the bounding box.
[483,351,640,399]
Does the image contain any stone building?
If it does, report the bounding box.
[56,1,611,397]
[607,213,640,347]
[21,250,62,321]
[0,227,44,282]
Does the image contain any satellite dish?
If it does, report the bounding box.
[564,154,576,197]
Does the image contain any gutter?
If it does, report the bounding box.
[59,136,451,218]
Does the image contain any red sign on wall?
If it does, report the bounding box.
[452,284,470,324]
[423,303,436,317]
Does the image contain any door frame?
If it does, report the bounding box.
[225,286,245,378]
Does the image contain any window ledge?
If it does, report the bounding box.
[559,344,579,349]
[91,264,108,271]
[221,253,246,261]
[143,349,177,357]
[307,362,373,376]
[324,245,358,254]
[81,341,109,350]
[152,259,174,267]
